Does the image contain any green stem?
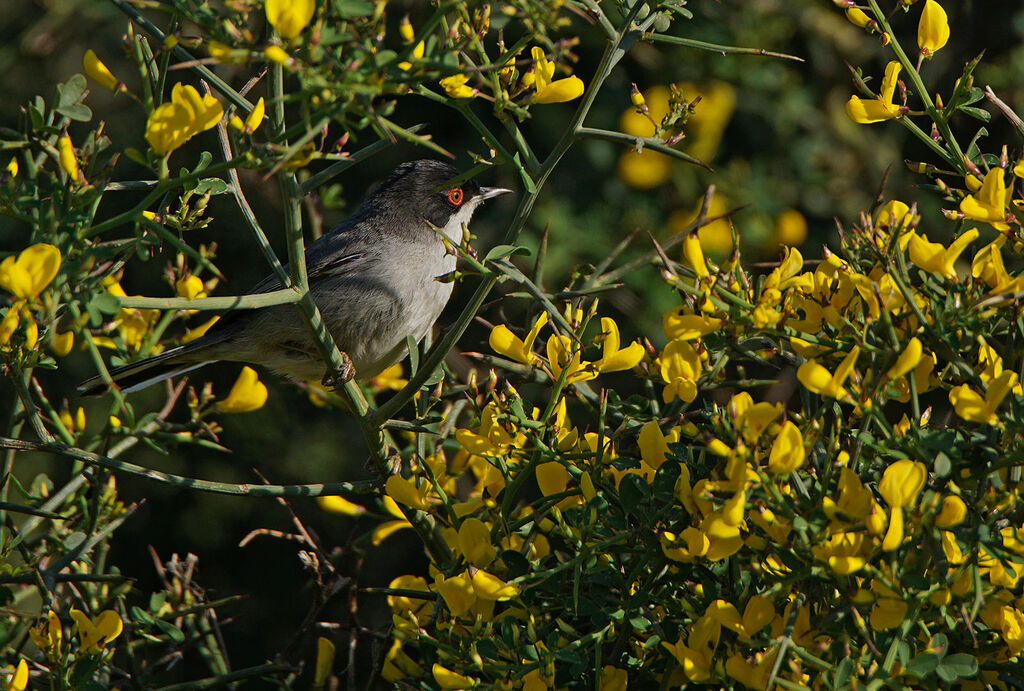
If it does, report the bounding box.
[576,126,711,170]
[866,0,965,170]
[117,288,301,311]
[87,159,244,237]
[0,437,375,498]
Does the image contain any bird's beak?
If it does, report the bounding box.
[479,186,513,200]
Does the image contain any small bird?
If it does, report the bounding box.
[77,160,510,396]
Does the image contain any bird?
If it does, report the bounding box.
[77,159,511,396]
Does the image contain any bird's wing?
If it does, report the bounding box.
[199,239,370,337]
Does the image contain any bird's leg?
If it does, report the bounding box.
[321,350,356,390]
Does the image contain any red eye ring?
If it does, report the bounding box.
[447,187,464,206]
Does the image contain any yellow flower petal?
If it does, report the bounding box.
[214,366,268,413]
[83,49,119,90]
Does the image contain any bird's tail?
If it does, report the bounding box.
[76,345,214,396]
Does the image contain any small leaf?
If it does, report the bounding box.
[933,452,951,477]
[485,244,531,262]
[153,618,187,644]
[959,106,991,123]
[334,0,374,17]
[935,653,978,682]
[56,103,93,122]
[618,473,647,514]
[194,178,230,195]
[57,74,87,107]
[905,651,939,679]
[90,292,123,315]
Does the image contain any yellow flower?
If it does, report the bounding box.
[399,15,415,43]
[57,135,80,182]
[381,640,424,681]
[369,363,407,392]
[530,46,584,104]
[870,597,908,631]
[845,8,872,28]
[846,61,903,124]
[1002,606,1024,655]
[370,497,413,545]
[908,228,978,280]
[594,317,644,372]
[600,666,628,691]
[683,230,710,279]
[265,0,316,40]
[385,474,431,511]
[797,346,860,400]
[264,45,291,64]
[886,338,922,381]
[917,0,950,58]
[440,74,475,99]
[767,421,804,475]
[398,41,425,71]
[949,370,1018,425]
[175,274,205,300]
[52,329,74,356]
[960,168,1010,230]
[432,663,475,690]
[433,571,476,616]
[4,659,27,691]
[317,495,366,516]
[774,208,808,247]
[214,366,268,413]
[878,459,927,552]
[314,637,334,688]
[145,83,224,156]
[457,517,496,567]
[29,610,62,659]
[83,49,119,90]
[669,192,735,256]
[470,569,518,600]
[658,338,701,403]
[6,157,17,178]
[547,334,598,384]
[0,243,61,299]
[660,528,710,562]
[662,307,722,341]
[69,608,123,653]
[934,495,966,528]
[489,312,547,365]
[230,97,266,134]
[182,316,219,344]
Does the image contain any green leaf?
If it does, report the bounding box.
[56,103,92,122]
[195,151,213,171]
[90,292,123,315]
[935,653,978,682]
[57,74,87,108]
[933,452,951,477]
[194,178,230,195]
[959,105,991,123]
[485,244,531,262]
[618,473,647,514]
[834,658,853,688]
[131,606,155,625]
[153,618,187,644]
[905,651,939,678]
[334,0,374,17]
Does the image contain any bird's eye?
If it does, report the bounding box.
[446,187,464,206]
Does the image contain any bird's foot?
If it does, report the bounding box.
[321,352,356,390]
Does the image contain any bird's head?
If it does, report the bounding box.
[361,159,511,241]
